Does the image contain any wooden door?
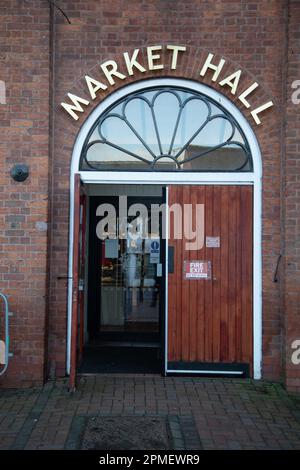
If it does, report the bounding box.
[69,174,86,391]
[167,185,253,376]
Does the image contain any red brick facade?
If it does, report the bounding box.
[0,0,299,391]
[0,0,50,387]
[284,0,300,393]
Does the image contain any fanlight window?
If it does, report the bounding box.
[80,86,252,172]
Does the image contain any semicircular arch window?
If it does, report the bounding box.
[80,86,253,172]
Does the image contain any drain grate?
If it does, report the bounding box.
[81,416,171,450]
[65,414,202,450]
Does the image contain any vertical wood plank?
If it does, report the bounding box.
[241,186,253,366]
[176,185,183,361]
[212,186,221,362]
[189,186,199,361]
[181,185,190,361]
[196,186,205,362]
[204,186,213,362]
[228,186,238,362]
[235,186,243,362]
[220,186,229,361]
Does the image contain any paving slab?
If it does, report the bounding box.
[0,376,299,450]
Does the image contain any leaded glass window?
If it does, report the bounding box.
[80,86,252,172]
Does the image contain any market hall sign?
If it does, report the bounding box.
[61,44,273,125]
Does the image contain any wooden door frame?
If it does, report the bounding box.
[67,78,263,380]
[69,173,81,391]
[69,174,88,391]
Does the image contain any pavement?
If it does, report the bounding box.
[0,375,300,450]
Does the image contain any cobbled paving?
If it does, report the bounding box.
[0,376,300,450]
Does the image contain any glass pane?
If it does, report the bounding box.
[85,142,151,170]
[82,86,252,172]
[181,144,250,171]
[124,97,159,156]
[100,115,154,161]
[99,206,160,333]
[173,98,210,155]
[152,91,181,154]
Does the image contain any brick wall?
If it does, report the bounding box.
[0,0,50,387]
[49,0,286,383]
[284,0,300,393]
[1,0,298,390]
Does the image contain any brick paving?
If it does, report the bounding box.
[0,376,300,450]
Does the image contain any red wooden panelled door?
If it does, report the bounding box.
[69,174,86,391]
[167,185,253,376]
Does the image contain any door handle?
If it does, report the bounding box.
[156,263,162,277]
[168,246,174,273]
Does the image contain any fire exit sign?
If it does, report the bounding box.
[184,261,211,280]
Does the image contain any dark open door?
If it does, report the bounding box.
[78,192,87,362]
[83,192,166,375]
[69,173,86,391]
[167,185,253,376]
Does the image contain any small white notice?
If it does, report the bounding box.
[150,239,160,264]
[206,236,220,248]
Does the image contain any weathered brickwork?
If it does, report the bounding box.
[0,0,50,388]
[284,0,300,393]
[0,0,299,391]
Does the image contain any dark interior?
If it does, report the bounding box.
[79,193,165,374]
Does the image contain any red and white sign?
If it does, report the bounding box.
[184,260,211,280]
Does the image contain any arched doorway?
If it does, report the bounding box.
[68,78,262,389]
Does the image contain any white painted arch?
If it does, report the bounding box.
[67,77,262,379]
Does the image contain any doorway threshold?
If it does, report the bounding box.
[89,340,160,348]
[78,345,162,374]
